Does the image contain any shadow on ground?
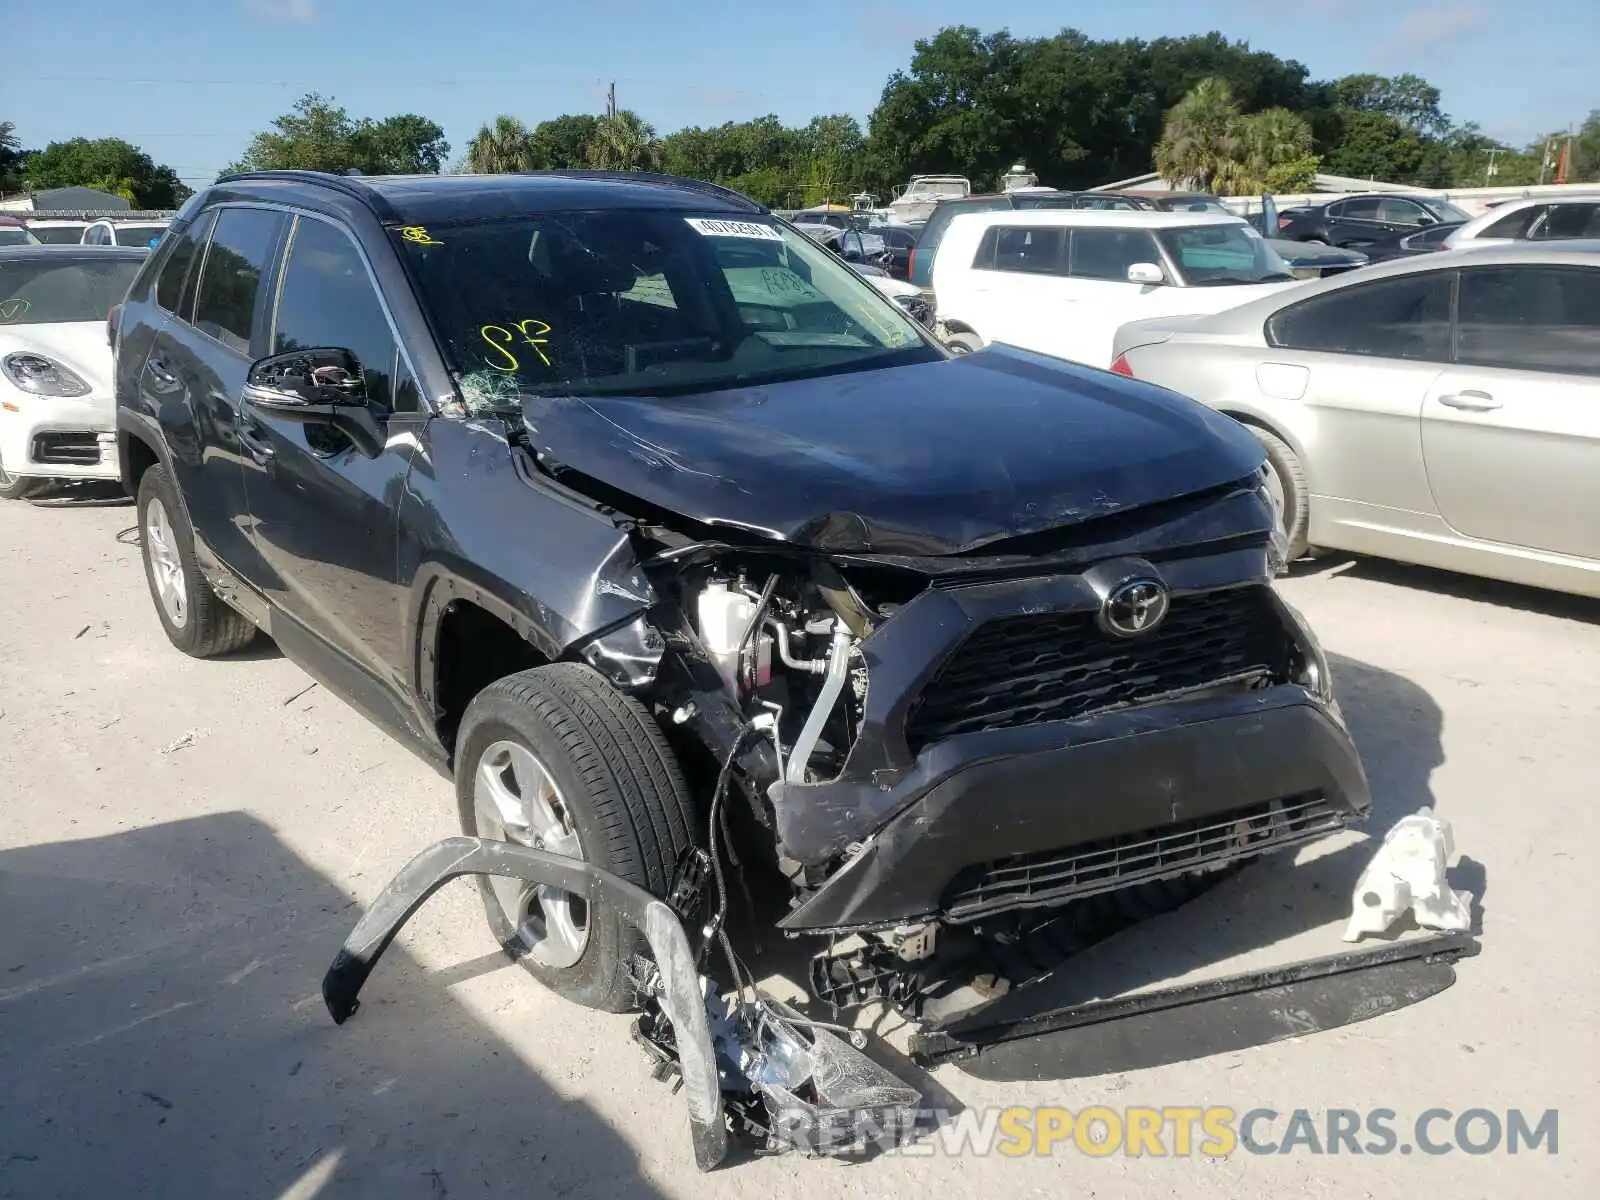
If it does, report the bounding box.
[1293,552,1600,624]
[0,813,662,1199]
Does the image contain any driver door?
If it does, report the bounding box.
[238,212,426,732]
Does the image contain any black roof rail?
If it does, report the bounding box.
[212,169,404,222]
[525,170,766,213]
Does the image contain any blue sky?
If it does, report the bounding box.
[5,0,1595,187]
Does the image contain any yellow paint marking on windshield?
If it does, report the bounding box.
[398,225,443,246]
[480,325,520,372]
[479,319,553,371]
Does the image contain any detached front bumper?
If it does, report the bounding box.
[0,396,119,480]
[772,543,1370,935]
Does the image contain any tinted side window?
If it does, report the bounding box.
[155,218,208,317]
[1483,205,1543,239]
[272,216,400,409]
[918,199,1010,258]
[193,208,285,354]
[979,226,1064,274]
[1534,203,1600,240]
[1378,199,1427,225]
[1267,272,1453,360]
[1340,198,1382,220]
[1457,266,1600,375]
[1069,229,1161,282]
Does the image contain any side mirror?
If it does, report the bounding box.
[1415,213,1437,227]
[244,347,369,415]
[1127,262,1165,285]
[243,347,386,458]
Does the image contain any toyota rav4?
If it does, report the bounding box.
[113,169,1369,1013]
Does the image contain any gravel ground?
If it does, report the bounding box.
[1,489,1595,1199]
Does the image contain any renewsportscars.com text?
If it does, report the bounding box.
[775,1105,1559,1158]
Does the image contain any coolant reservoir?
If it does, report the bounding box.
[697,581,757,692]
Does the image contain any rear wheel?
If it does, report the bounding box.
[455,663,697,1012]
[136,466,258,656]
[1251,427,1310,560]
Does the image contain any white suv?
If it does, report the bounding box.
[930,209,1300,368]
[1443,194,1600,250]
[81,219,170,249]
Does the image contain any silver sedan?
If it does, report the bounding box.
[1111,242,1600,599]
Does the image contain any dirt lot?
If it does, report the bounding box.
[1,489,1595,1199]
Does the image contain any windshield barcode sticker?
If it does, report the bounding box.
[685,217,783,241]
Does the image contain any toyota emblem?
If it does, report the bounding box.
[1100,578,1170,637]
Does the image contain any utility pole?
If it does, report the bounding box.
[1484,147,1500,185]
[606,82,616,120]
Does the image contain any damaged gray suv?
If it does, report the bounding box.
[113,169,1369,1015]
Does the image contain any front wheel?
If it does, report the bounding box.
[455,663,697,1012]
[0,451,42,500]
[1252,427,1310,561]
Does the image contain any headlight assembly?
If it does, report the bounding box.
[2,353,92,398]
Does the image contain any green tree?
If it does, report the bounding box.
[0,121,29,193]
[23,137,189,207]
[465,115,536,173]
[227,94,448,176]
[529,115,602,170]
[1320,109,1426,183]
[1332,73,1450,139]
[586,109,659,172]
[1154,78,1251,194]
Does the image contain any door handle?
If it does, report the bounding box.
[237,423,276,466]
[1437,390,1501,412]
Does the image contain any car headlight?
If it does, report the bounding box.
[2,352,92,398]
[1256,463,1290,572]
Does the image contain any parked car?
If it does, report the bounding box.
[114,168,1365,1014]
[1110,242,1600,598]
[0,245,147,498]
[1441,193,1600,250]
[876,222,920,279]
[0,217,41,247]
[908,189,1089,288]
[1360,221,1466,263]
[932,209,1299,365]
[22,218,90,245]
[1092,191,1371,278]
[1275,194,1471,248]
[82,218,170,248]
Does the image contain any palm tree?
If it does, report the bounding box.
[586,110,659,172]
[1155,77,1249,194]
[1239,108,1314,181]
[465,116,535,174]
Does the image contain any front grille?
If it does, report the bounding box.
[905,585,1292,750]
[943,793,1345,920]
[31,431,100,465]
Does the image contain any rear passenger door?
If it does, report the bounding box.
[1421,263,1600,559]
[239,212,426,728]
[144,205,287,582]
[961,224,1068,355]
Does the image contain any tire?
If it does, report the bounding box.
[455,663,697,1012]
[945,332,984,355]
[1251,426,1310,561]
[136,465,258,657]
[0,450,42,500]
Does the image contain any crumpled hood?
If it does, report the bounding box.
[0,322,113,398]
[522,345,1266,556]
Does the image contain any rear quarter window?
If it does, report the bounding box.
[1266,271,1454,361]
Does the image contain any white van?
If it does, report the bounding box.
[931,209,1301,368]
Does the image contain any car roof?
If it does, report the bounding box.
[0,244,149,262]
[948,208,1244,233]
[1171,239,1600,336]
[1453,190,1600,234]
[214,169,765,225]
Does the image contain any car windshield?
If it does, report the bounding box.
[111,224,168,247]
[28,226,87,245]
[0,257,141,324]
[1425,199,1471,223]
[1157,223,1294,285]
[397,210,937,406]
[0,228,39,247]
